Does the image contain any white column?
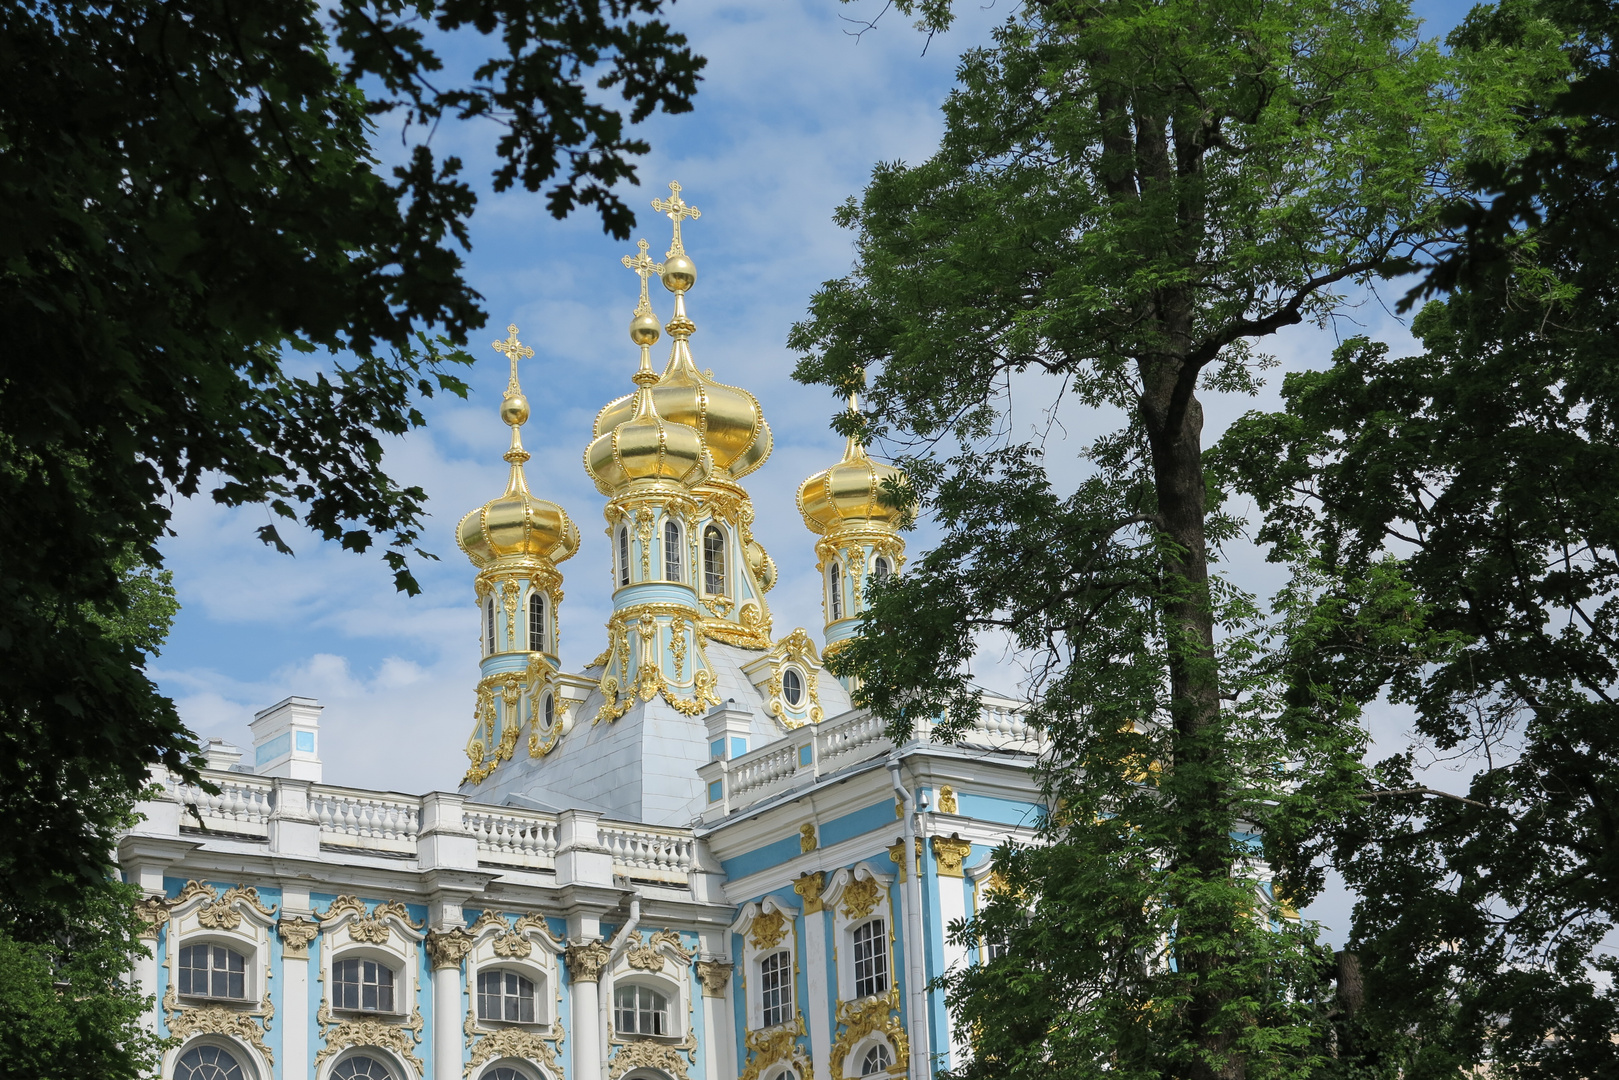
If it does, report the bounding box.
[134,912,163,1035]
[428,929,474,1080]
[567,943,611,1080]
[280,927,312,1080]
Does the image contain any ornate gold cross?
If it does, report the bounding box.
[651,181,701,256]
[621,239,664,315]
[492,324,534,393]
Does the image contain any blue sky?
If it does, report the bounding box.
[153,0,1479,938]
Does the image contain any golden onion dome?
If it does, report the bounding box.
[592,184,771,481]
[458,326,581,568]
[585,241,713,496]
[797,430,908,536]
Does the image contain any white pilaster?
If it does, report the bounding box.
[935,873,969,1070]
[802,906,831,1080]
[282,947,310,1080]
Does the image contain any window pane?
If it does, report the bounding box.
[704,527,726,595]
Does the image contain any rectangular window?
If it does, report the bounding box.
[334,957,395,1013]
[853,920,888,999]
[177,944,246,1000]
[760,949,792,1028]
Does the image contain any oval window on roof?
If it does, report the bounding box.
[782,668,804,707]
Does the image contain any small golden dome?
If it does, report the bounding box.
[797,434,908,536]
[584,384,713,495]
[459,325,581,567]
[458,475,581,567]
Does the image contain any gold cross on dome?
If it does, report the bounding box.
[492,324,534,393]
[621,239,664,315]
[651,181,701,256]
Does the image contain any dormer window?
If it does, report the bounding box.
[703,525,726,595]
[478,968,537,1023]
[829,562,844,621]
[760,949,793,1028]
[333,957,395,1013]
[618,527,631,587]
[528,592,546,653]
[782,668,804,707]
[664,520,683,582]
[852,919,889,998]
[613,983,670,1036]
[178,943,248,1000]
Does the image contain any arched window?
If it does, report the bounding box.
[487,1069,533,1080]
[782,668,804,707]
[613,983,669,1036]
[760,949,793,1028]
[485,595,497,655]
[333,1058,395,1080]
[174,1044,247,1080]
[178,943,247,1000]
[873,556,891,583]
[664,520,683,582]
[703,525,726,595]
[852,919,888,998]
[333,957,395,1013]
[618,527,631,587]
[477,968,536,1023]
[829,562,844,621]
[528,592,546,653]
[861,1044,893,1076]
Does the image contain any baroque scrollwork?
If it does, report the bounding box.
[564,940,613,983]
[426,927,474,970]
[608,1025,697,1080]
[739,1016,810,1080]
[695,959,733,997]
[164,983,275,1066]
[134,895,170,939]
[626,929,691,971]
[792,872,826,915]
[839,878,881,921]
[829,988,907,1078]
[748,909,788,950]
[196,886,278,930]
[931,835,973,878]
[315,1002,424,1074]
[465,1022,565,1079]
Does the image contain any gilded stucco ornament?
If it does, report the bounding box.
[886,838,922,882]
[164,985,276,1067]
[564,940,613,982]
[278,916,318,958]
[793,872,826,915]
[931,834,974,878]
[747,909,789,950]
[799,823,818,853]
[465,1022,565,1080]
[627,929,692,971]
[608,1027,697,1080]
[739,1016,811,1080]
[937,785,958,814]
[829,988,907,1078]
[196,885,278,930]
[315,1002,424,1074]
[426,928,474,970]
[134,895,170,939]
[695,959,733,997]
[839,878,882,921]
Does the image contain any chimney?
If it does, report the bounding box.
[202,738,245,771]
[250,696,323,782]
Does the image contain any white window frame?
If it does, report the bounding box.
[176,938,254,1002]
[664,518,683,582]
[828,561,844,621]
[527,591,546,653]
[731,896,801,1033]
[476,965,541,1025]
[618,526,632,587]
[703,524,728,596]
[612,978,676,1038]
[330,951,401,1015]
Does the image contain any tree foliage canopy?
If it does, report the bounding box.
[790,1,1546,1077]
[1217,2,1619,1073]
[0,0,701,908]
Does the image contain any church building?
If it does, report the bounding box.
[120,184,1049,1080]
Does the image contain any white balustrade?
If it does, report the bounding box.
[311,787,420,855]
[600,823,695,884]
[176,774,275,838]
[464,807,559,869]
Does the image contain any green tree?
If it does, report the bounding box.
[1217,3,1619,1074]
[0,0,703,908]
[789,1,1542,1077]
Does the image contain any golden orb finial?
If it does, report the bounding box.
[653,181,700,298]
[491,324,536,463]
[621,239,664,347]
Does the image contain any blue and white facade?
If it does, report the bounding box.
[120,187,1051,1080]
